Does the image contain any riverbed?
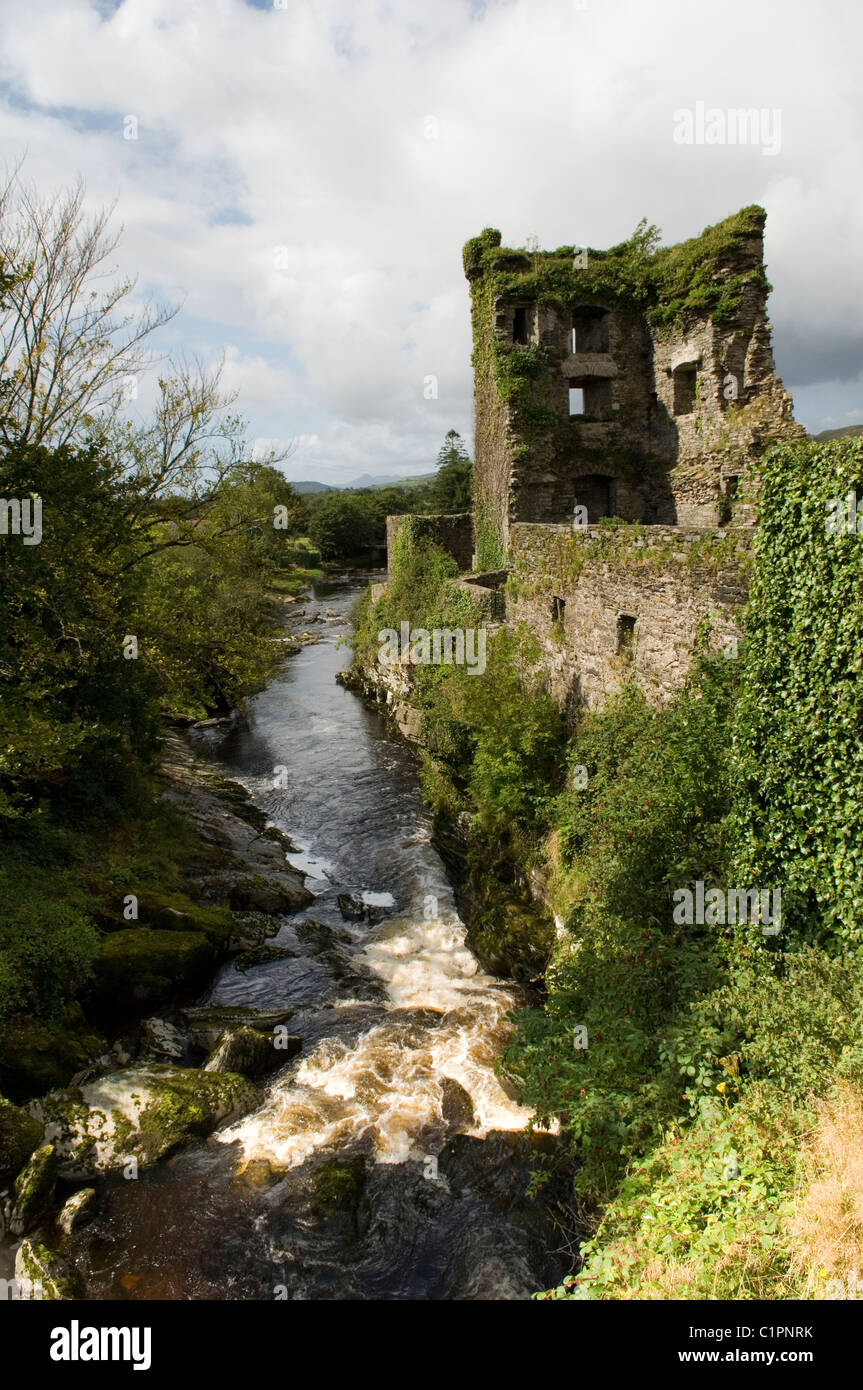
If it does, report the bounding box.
[59,577,575,1299]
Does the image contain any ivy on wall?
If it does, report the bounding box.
[731,438,863,942]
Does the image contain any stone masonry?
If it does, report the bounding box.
[382,207,802,715]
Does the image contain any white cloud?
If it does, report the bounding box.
[0,0,861,476]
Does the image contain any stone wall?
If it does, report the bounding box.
[505,523,750,712]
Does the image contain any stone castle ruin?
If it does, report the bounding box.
[385,207,804,715]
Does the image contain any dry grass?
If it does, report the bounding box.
[788,1083,863,1300]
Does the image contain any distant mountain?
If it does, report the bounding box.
[811,425,863,441]
[290,472,437,494]
[346,472,436,490]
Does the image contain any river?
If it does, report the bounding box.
[61,577,575,1300]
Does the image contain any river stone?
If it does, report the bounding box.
[183,1006,295,1052]
[203,1026,298,1077]
[337,892,366,921]
[56,1187,97,1235]
[229,911,282,951]
[0,1096,43,1180]
[10,1143,58,1235]
[440,1078,476,1133]
[139,1017,187,1060]
[29,1065,262,1178]
[15,1239,81,1300]
[233,944,296,972]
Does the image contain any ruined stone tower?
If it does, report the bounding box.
[463,206,800,564]
[382,208,805,716]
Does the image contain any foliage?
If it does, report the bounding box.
[730,437,863,944]
[501,658,738,1204]
[0,439,159,821]
[429,430,472,513]
[542,948,863,1299]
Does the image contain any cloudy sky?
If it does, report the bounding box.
[1,0,861,484]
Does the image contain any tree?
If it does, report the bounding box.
[308,492,381,562]
[0,169,176,450]
[0,439,158,820]
[429,429,472,512]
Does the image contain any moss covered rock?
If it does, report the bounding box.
[0,1010,107,1103]
[10,1142,58,1234]
[92,928,215,1009]
[183,1005,294,1052]
[31,1064,262,1178]
[14,1238,81,1299]
[56,1187,97,1235]
[203,1026,290,1077]
[140,889,234,947]
[0,1095,43,1178]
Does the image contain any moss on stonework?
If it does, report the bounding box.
[505,525,752,600]
[463,205,768,328]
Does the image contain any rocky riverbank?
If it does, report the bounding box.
[0,730,313,1298]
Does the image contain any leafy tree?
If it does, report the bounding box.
[429,429,472,512]
[0,439,158,821]
[308,491,382,561]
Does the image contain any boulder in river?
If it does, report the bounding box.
[439,1077,476,1134]
[56,1186,97,1236]
[15,1239,81,1299]
[182,1005,295,1053]
[10,1142,58,1234]
[139,1017,187,1060]
[30,1064,262,1178]
[336,892,389,925]
[233,943,296,972]
[203,1026,299,1077]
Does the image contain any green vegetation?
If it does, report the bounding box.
[353,523,563,973]
[463,205,768,327]
[353,436,863,1300]
[730,437,863,944]
[305,429,472,564]
[0,175,327,1087]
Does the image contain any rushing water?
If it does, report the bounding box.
[62,578,575,1300]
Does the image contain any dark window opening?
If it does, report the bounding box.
[513,306,528,344]
[673,367,697,416]
[552,595,566,625]
[718,474,740,525]
[573,473,615,524]
[571,305,611,354]
[617,614,636,658]
[570,377,613,421]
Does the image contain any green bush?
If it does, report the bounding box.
[0,869,98,1023]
